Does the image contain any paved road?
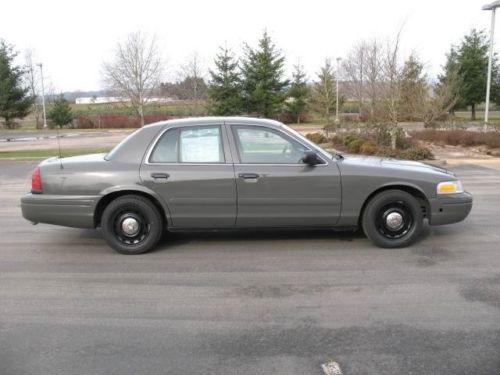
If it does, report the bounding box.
[1,160,499,375]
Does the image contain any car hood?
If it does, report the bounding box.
[340,155,455,177]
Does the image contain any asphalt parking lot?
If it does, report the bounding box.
[0,159,499,375]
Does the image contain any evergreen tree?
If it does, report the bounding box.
[48,95,73,128]
[0,40,34,129]
[241,31,289,117]
[311,59,337,124]
[438,47,462,115]
[285,63,309,123]
[207,46,242,115]
[399,54,427,121]
[440,29,500,120]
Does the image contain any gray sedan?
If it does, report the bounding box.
[21,117,472,254]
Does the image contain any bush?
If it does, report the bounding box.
[411,129,500,149]
[376,146,434,160]
[360,141,378,155]
[346,138,365,153]
[75,113,170,129]
[305,132,328,144]
[402,146,435,160]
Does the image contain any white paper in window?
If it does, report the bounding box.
[180,130,220,162]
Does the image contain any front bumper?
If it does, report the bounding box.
[21,193,99,229]
[428,191,473,225]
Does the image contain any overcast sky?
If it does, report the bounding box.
[0,0,494,92]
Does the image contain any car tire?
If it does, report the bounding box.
[101,195,164,255]
[362,189,423,248]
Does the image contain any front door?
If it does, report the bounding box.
[229,124,341,227]
[140,124,236,228]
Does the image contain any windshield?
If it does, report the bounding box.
[283,125,334,160]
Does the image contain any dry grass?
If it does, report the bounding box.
[411,129,500,149]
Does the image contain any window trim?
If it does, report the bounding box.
[230,124,327,166]
[147,125,226,165]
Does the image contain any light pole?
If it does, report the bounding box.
[37,63,47,129]
[482,1,500,128]
[335,57,342,124]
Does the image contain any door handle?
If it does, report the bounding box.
[238,173,260,179]
[151,172,170,180]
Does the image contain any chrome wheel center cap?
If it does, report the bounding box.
[386,212,404,230]
[121,217,140,236]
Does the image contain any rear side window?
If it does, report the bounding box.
[149,126,224,163]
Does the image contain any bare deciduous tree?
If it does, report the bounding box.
[365,40,383,119]
[24,49,42,128]
[179,52,207,114]
[102,32,163,127]
[342,41,367,117]
[421,73,459,127]
[373,29,407,149]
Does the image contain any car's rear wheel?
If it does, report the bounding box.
[101,195,163,254]
[362,189,423,248]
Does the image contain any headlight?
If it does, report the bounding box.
[437,180,463,195]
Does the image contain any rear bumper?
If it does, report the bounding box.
[428,192,473,225]
[21,193,99,229]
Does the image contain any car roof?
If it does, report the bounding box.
[143,116,284,129]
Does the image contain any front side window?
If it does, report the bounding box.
[232,126,308,164]
[149,126,224,163]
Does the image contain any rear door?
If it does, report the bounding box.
[228,123,342,227]
[140,123,236,228]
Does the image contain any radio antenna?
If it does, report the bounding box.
[56,126,63,169]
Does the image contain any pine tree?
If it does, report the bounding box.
[311,59,337,124]
[438,47,462,115]
[285,63,309,123]
[241,31,289,117]
[48,95,73,128]
[440,29,500,120]
[399,54,427,121]
[0,40,34,129]
[207,46,242,115]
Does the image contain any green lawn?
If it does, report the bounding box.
[0,148,110,160]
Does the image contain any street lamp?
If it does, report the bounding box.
[37,63,47,129]
[482,0,500,128]
[335,57,342,124]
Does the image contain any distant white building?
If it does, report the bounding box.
[75,96,174,105]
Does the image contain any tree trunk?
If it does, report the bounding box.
[138,105,145,127]
[471,103,476,121]
[391,125,397,150]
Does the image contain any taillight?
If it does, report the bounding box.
[31,167,42,193]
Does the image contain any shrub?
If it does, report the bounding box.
[343,134,362,146]
[305,132,328,144]
[360,141,378,155]
[346,138,365,153]
[74,113,170,129]
[376,146,434,160]
[411,129,500,149]
[402,146,435,160]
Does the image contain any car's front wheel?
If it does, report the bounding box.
[101,195,164,254]
[362,189,423,248]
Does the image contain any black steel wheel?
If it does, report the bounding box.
[101,195,163,254]
[362,189,423,248]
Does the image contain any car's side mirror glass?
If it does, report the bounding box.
[301,150,322,165]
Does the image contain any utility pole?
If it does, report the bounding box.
[37,63,47,128]
[482,1,500,129]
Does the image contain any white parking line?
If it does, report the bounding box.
[321,360,343,375]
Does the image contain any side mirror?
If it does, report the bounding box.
[301,150,322,166]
